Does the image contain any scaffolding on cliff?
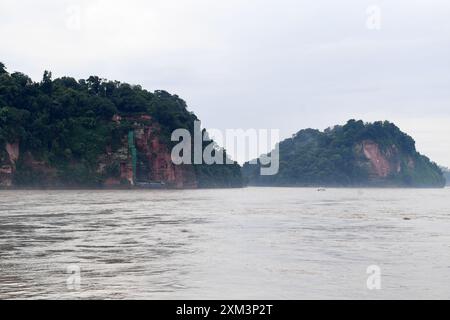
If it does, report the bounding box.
[128,130,137,185]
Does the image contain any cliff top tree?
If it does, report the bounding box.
[41,70,53,95]
[0,62,7,74]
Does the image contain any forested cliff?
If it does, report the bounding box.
[0,63,243,189]
[1,63,445,189]
[243,120,445,188]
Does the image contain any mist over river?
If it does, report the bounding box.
[0,187,449,299]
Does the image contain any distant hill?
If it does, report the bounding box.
[243,120,445,188]
[440,167,450,186]
[0,63,243,189]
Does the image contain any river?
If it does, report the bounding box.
[0,187,449,299]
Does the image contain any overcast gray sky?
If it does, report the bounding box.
[1,0,449,165]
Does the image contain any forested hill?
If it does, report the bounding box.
[441,167,450,186]
[0,63,243,188]
[243,120,445,188]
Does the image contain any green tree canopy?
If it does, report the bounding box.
[0,62,6,74]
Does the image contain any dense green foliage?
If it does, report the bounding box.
[0,63,242,188]
[441,167,450,186]
[243,120,445,187]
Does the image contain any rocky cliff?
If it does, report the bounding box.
[0,142,19,187]
[0,65,243,189]
[0,115,198,188]
[243,120,445,188]
[98,115,198,189]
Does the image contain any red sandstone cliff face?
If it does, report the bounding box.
[0,141,59,188]
[97,141,133,187]
[5,142,19,163]
[362,140,396,178]
[133,121,197,188]
[0,142,19,187]
[99,115,198,188]
[0,115,198,189]
[358,140,412,180]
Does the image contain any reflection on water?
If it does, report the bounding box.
[0,188,449,299]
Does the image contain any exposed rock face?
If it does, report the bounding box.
[6,142,19,163]
[98,141,133,187]
[356,140,422,183]
[134,124,197,188]
[0,165,13,187]
[0,116,198,189]
[0,142,19,187]
[361,140,401,178]
[101,115,199,188]
[1,145,66,188]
